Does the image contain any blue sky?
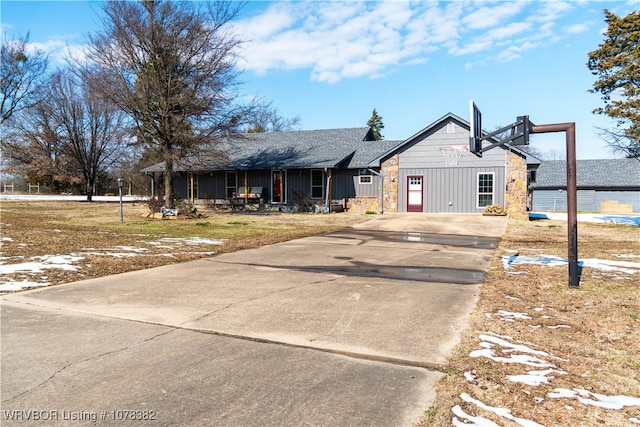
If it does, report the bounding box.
[1,0,637,159]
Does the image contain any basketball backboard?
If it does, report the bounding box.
[469,100,482,156]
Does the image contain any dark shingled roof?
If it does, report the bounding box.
[531,159,640,188]
[141,127,402,173]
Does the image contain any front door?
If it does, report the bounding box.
[272,170,286,204]
[407,176,423,212]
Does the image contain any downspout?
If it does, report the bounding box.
[244,170,249,206]
[324,168,332,212]
[367,168,384,214]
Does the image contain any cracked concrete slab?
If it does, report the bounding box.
[1,213,507,425]
[2,302,438,427]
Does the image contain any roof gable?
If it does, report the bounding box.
[379,112,540,165]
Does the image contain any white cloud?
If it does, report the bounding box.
[234,0,593,83]
[566,23,590,34]
[462,2,525,30]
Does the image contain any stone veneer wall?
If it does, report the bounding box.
[348,197,380,214]
[381,154,399,213]
[505,151,528,218]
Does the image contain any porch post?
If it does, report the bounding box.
[327,169,333,211]
[189,173,194,205]
[244,171,248,205]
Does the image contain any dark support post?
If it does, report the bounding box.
[117,178,124,223]
[531,122,579,288]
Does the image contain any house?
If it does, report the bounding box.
[142,127,403,211]
[142,113,541,217]
[530,159,640,213]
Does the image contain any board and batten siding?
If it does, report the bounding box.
[399,121,504,169]
[398,167,505,213]
[396,119,507,213]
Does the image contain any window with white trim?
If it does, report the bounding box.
[477,172,494,208]
[358,169,372,184]
[311,170,324,198]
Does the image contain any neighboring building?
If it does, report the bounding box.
[142,113,541,217]
[530,159,640,213]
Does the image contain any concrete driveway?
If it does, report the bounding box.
[1,213,507,426]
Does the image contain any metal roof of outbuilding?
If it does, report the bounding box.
[531,159,640,188]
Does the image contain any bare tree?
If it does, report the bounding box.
[1,100,76,193]
[247,101,301,133]
[2,70,129,200]
[0,34,48,125]
[596,126,640,159]
[49,70,130,201]
[83,0,253,207]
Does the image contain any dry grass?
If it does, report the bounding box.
[419,219,640,426]
[0,200,369,289]
[2,202,639,425]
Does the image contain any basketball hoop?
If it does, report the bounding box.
[439,145,469,166]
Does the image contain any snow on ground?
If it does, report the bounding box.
[529,212,640,226]
[0,237,224,292]
[503,255,640,276]
[458,288,640,426]
[0,194,145,202]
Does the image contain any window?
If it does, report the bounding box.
[446,122,455,134]
[477,173,494,208]
[359,169,372,184]
[226,172,237,198]
[311,170,324,198]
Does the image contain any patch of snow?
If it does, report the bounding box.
[580,258,640,274]
[0,279,51,292]
[630,417,640,424]
[0,194,145,202]
[481,334,559,359]
[0,254,83,274]
[547,388,640,410]
[508,369,567,386]
[470,334,564,368]
[155,237,224,246]
[531,212,640,226]
[460,393,544,427]
[503,255,640,275]
[469,348,556,368]
[495,310,532,321]
[452,405,500,427]
[547,325,571,329]
[464,371,477,382]
[505,295,522,300]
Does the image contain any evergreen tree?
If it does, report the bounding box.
[367,108,384,140]
[587,9,640,158]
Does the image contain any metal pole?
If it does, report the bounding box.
[531,122,579,287]
[117,178,124,223]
